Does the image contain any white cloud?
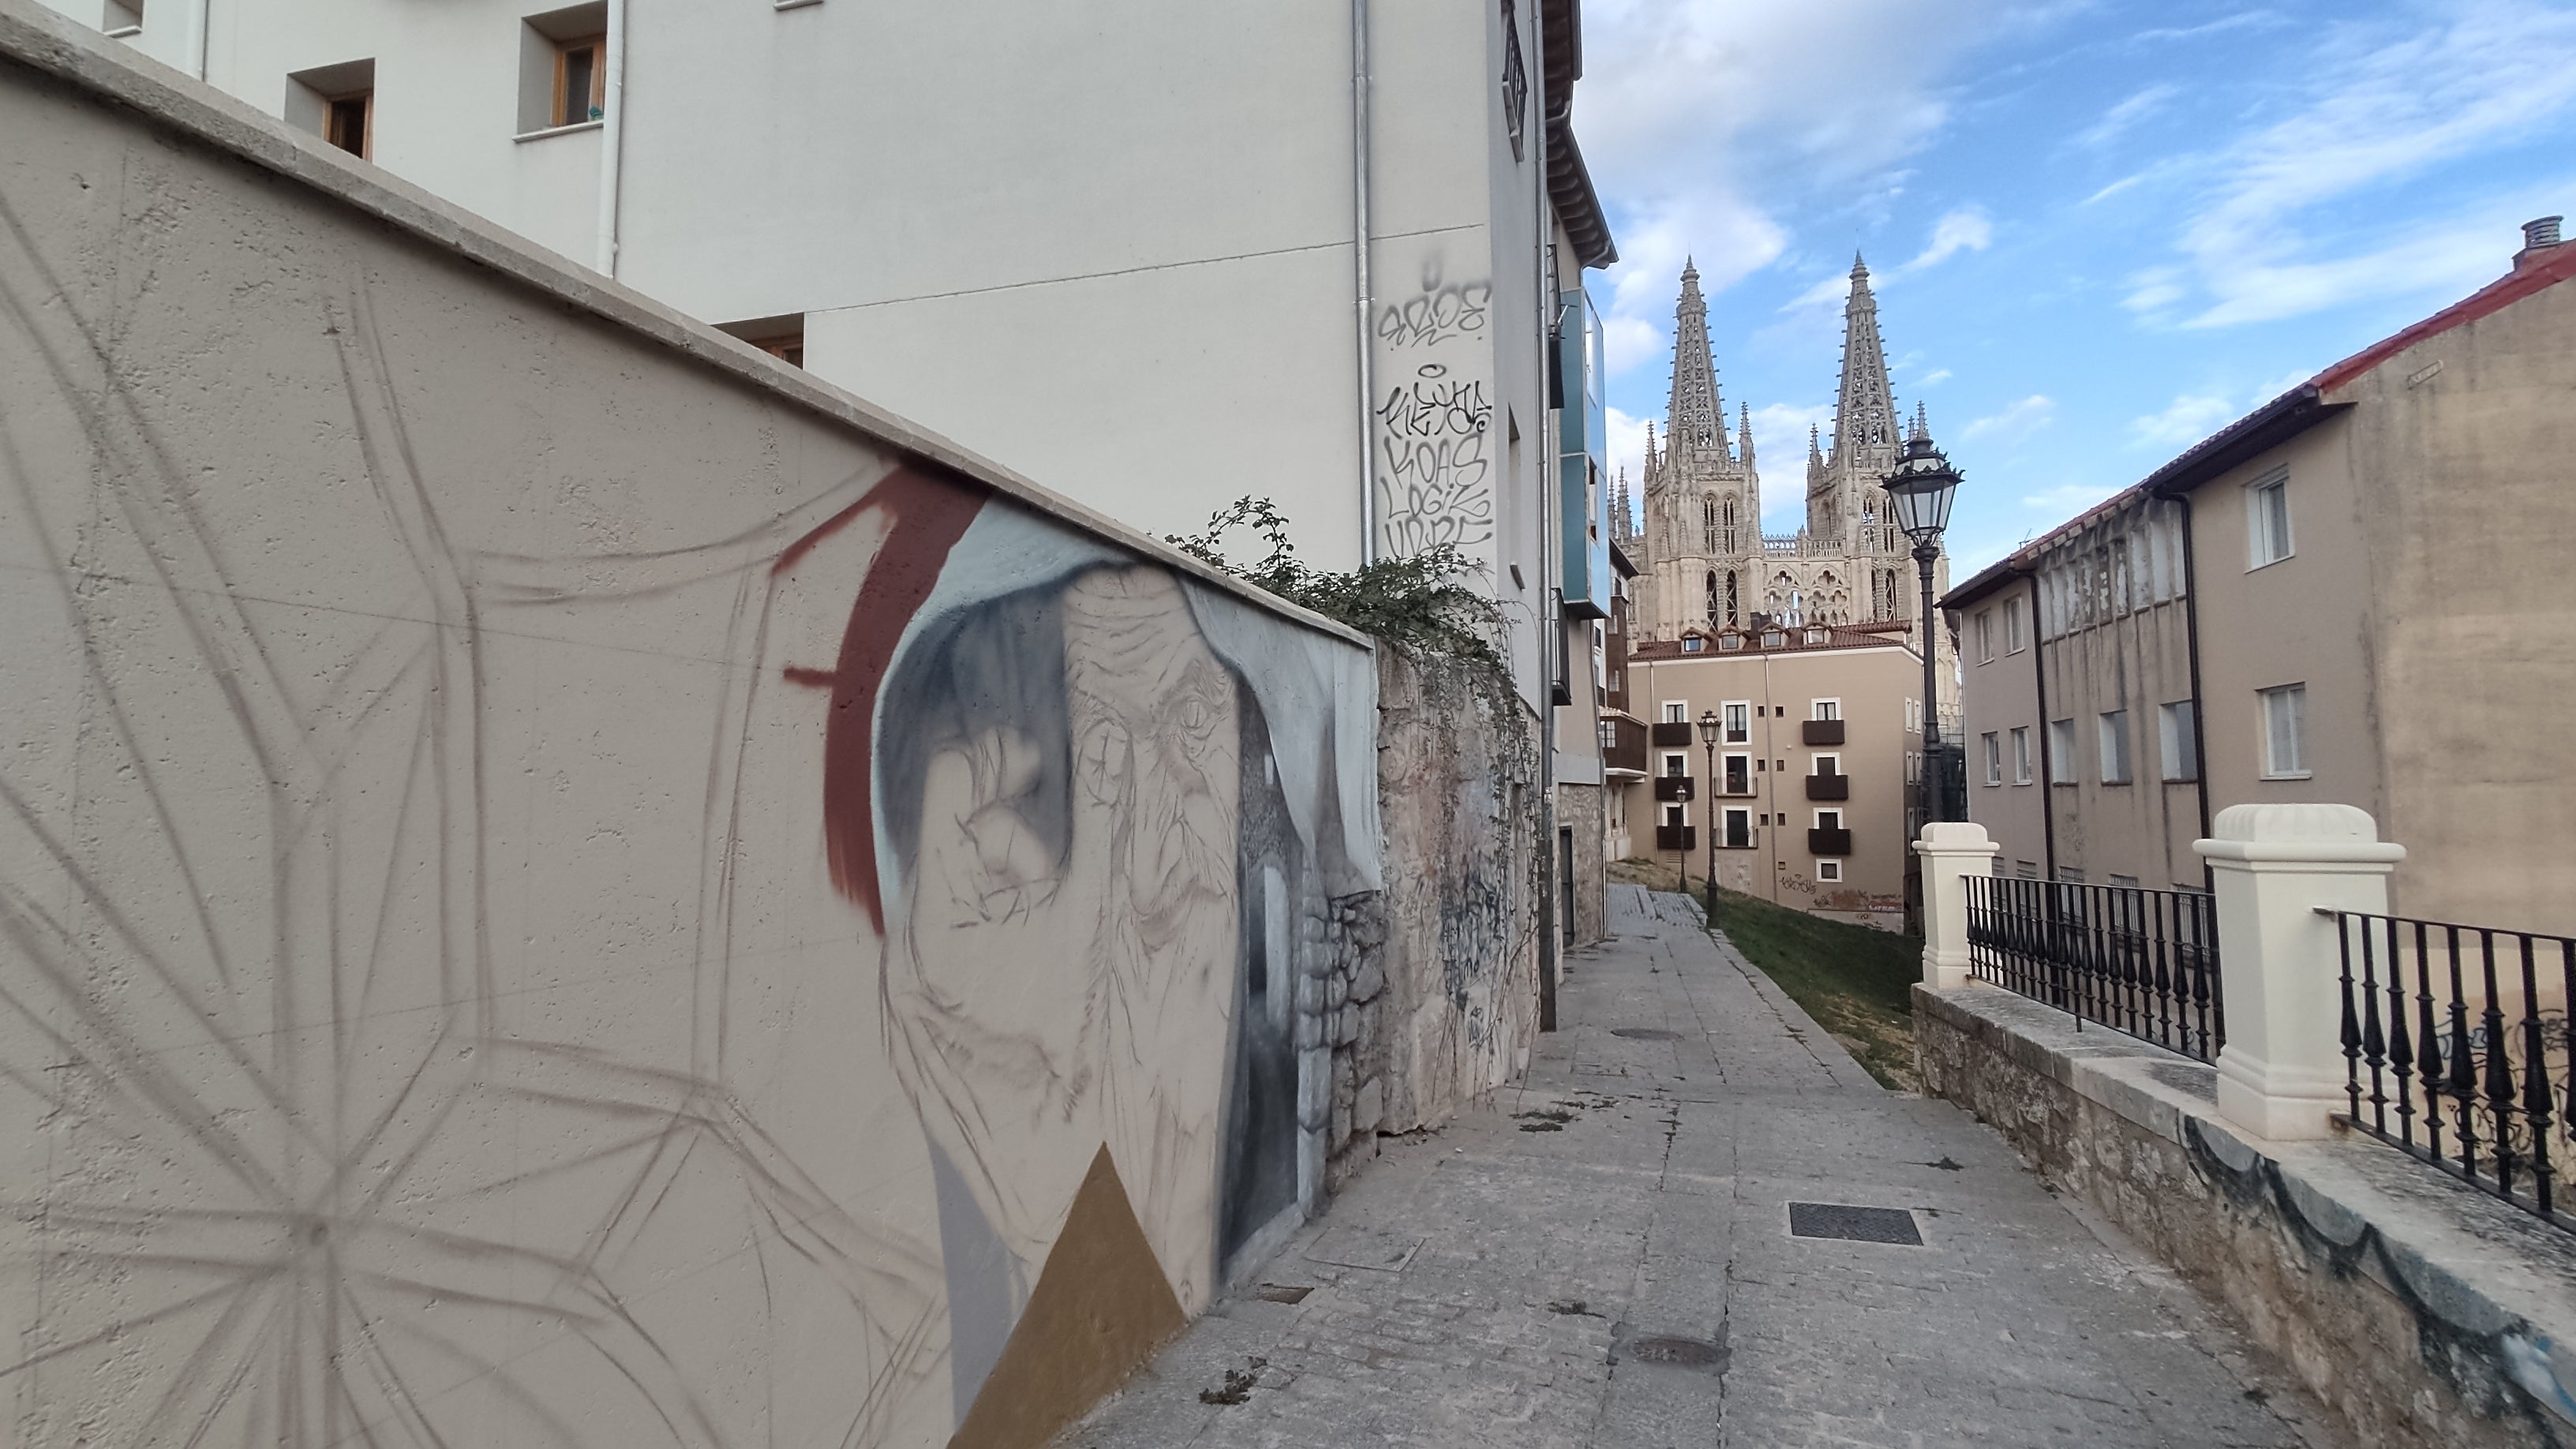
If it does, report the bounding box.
[2147,0,2576,328]
[1605,405,1655,499]
[1601,316,1666,378]
[2018,481,2122,514]
[1960,394,2055,444]
[1917,368,1953,386]
[2127,394,2236,450]
[2072,83,2178,150]
[1903,207,1994,271]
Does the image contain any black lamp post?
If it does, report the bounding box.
[1881,427,1964,843]
[1696,709,1722,923]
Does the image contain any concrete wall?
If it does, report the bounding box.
[1917,986,2576,1449]
[1622,639,1917,930]
[2331,275,2576,936]
[0,18,1438,1444]
[1954,575,2048,878]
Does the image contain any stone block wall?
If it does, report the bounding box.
[1916,986,2576,1449]
[1556,782,1608,949]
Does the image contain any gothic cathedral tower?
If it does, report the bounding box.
[1634,260,1761,638]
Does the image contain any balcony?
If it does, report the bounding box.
[1653,776,1695,803]
[1801,719,1845,747]
[1601,715,1648,775]
[1655,825,1698,852]
[1808,827,1854,856]
[1805,773,1850,801]
[1651,721,1696,747]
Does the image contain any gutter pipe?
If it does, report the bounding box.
[595,0,627,277]
[1350,0,1376,564]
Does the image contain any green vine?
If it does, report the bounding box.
[1165,498,1510,679]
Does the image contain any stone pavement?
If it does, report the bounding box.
[1064,886,2344,1449]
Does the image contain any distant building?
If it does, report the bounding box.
[1613,623,1925,931]
[1616,256,1954,708]
[1945,218,2576,934]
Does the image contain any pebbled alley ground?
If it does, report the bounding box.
[1063,885,2342,1449]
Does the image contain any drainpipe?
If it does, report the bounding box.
[1349,0,1376,564]
[1760,647,1779,905]
[192,0,209,79]
[2174,496,2212,890]
[594,0,628,278]
[2028,574,2057,882]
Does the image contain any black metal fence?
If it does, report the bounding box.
[1964,875,2223,1061]
[2323,910,2573,1230]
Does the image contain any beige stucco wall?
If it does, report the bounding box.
[1953,575,2048,878]
[0,18,1503,1444]
[1620,642,1918,929]
[2323,275,2576,934]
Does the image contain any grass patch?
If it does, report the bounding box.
[1691,881,1924,1091]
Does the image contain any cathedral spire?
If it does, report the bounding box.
[1737,402,1755,470]
[1665,264,1728,466]
[1827,253,1898,478]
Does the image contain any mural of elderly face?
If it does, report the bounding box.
[871,556,1255,1423]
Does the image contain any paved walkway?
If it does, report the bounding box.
[1066,886,2337,1448]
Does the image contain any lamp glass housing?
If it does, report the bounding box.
[1882,438,1962,544]
[1696,710,1720,746]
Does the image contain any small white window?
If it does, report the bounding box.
[1662,702,1687,724]
[1811,698,1840,721]
[1661,753,1688,778]
[2004,596,2026,653]
[2010,726,2033,784]
[1684,636,1707,653]
[2048,719,2076,783]
[2159,700,2199,782]
[1818,859,1843,882]
[1805,627,1827,645]
[2099,710,2131,784]
[1981,732,2002,786]
[1976,610,1994,664]
[1810,753,1840,777]
[2248,470,2292,568]
[1722,807,1753,848]
[1722,701,1750,743]
[103,1,144,37]
[2260,683,2308,778]
[519,3,611,135]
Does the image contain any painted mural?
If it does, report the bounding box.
[0,76,1381,1448]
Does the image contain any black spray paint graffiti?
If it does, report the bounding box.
[1375,271,1491,350]
[1376,364,1493,556]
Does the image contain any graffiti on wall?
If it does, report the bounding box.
[0,147,1378,1449]
[1372,253,1496,558]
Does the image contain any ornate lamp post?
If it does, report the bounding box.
[1696,709,1722,924]
[1881,428,1964,843]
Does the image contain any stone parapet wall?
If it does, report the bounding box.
[1915,984,2576,1449]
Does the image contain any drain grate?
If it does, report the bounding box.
[1623,1333,1729,1370]
[1788,1201,1925,1245]
[1253,1284,1312,1303]
[1609,1027,1682,1041]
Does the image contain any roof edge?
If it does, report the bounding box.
[2141,384,2350,500]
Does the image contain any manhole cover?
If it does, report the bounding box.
[1610,1028,1682,1040]
[1788,1201,1925,1246]
[1627,1335,1727,1368]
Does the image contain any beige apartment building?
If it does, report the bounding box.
[1612,624,1924,930]
[1945,218,2576,934]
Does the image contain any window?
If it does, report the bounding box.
[2048,719,2076,783]
[103,1,143,37]
[1499,0,1529,160]
[1814,809,1844,831]
[2260,683,2308,778]
[2099,710,2131,784]
[1818,860,1843,882]
[1720,808,1752,848]
[1976,610,1994,663]
[1811,699,1840,721]
[2014,859,2039,880]
[520,4,610,134]
[1805,627,1827,645]
[2248,470,2292,568]
[2159,701,2199,781]
[1597,720,1616,753]
[2109,874,2140,888]
[1810,754,1840,777]
[1762,630,1785,648]
[1683,636,1706,653]
[1722,702,1749,743]
[1661,753,1687,778]
[720,314,807,368]
[1662,803,1685,827]
[286,59,376,159]
[1662,701,1687,724]
[2004,596,2026,653]
[1981,732,2002,786]
[1723,754,1751,794]
[2010,726,2033,784]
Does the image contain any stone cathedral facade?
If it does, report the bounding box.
[1616,256,1950,667]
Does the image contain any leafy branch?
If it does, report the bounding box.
[1166,498,1508,676]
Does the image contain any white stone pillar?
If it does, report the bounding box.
[1915,822,2000,991]
[2195,803,2406,1141]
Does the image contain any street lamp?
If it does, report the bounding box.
[1881,425,1964,844]
[1696,708,1722,924]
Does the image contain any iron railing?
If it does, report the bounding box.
[2322,910,2573,1231]
[1964,876,2222,1061]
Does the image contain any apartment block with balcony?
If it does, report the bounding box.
[1614,622,1922,930]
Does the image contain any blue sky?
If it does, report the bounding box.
[1573,0,2576,573]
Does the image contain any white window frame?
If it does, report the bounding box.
[1720,752,1754,794]
[1981,732,2002,787]
[1817,859,1843,882]
[2099,710,2132,784]
[1661,803,1686,827]
[2010,726,2033,785]
[1976,609,1994,664]
[2048,718,2076,784]
[1812,808,1844,831]
[1722,699,1751,743]
[2159,700,2199,782]
[2247,469,2293,570]
[1722,807,1753,848]
[2260,683,2309,779]
[1661,700,1688,724]
[1661,752,1688,778]
[1811,698,1841,722]
[2004,596,2026,653]
[1810,752,1841,777]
